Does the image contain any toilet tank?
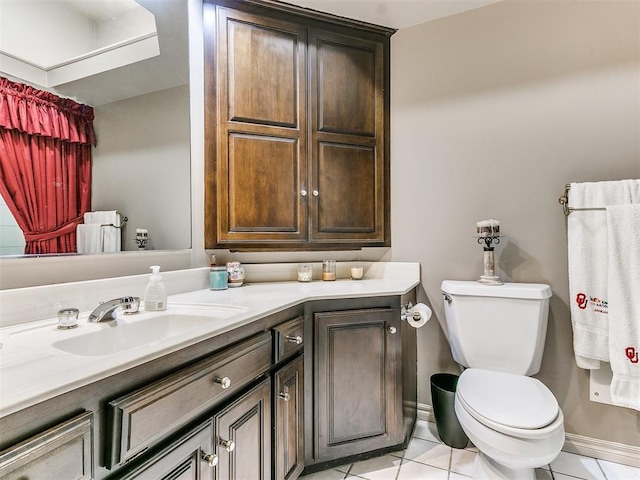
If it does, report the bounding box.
[441,280,552,376]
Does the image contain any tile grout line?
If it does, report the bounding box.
[595,458,609,480]
[393,448,405,480]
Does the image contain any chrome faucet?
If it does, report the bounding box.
[88,296,140,323]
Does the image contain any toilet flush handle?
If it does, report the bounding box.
[442,292,452,305]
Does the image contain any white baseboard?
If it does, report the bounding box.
[563,433,640,468]
[416,403,640,468]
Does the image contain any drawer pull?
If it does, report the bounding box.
[278,391,291,401]
[203,453,219,467]
[285,335,303,345]
[214,376,231,389]
[220,438,236,452]
[388,326,397,334]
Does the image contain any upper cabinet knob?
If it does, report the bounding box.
[301,189,307,197]
[312,190,319,197]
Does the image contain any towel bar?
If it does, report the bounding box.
[559,184,606,216]
[99,211,128,229]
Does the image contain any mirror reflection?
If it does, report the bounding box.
[0,0,191,256]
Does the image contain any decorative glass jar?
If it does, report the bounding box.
[226,261,245,287]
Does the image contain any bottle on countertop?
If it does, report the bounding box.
[144,265,167,311]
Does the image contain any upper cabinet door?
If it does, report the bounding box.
[208,7,308,246]
[308,30,388,245]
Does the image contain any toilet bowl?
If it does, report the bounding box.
[454,368,565,480]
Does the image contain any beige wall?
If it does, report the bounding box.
[390,0,640,445]
[93,85,191,252]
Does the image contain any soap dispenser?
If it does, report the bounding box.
[144,265,167,311]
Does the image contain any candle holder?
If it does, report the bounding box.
[135,228,149,250]
[476,220,503,285]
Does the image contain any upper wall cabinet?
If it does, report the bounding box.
[204,0,394,250]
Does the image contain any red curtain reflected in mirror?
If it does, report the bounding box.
[0,77,94,254]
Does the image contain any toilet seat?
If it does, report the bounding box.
[456,369,560,439]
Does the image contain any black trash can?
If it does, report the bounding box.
[430,373,469,449]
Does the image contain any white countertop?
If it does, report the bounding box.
[0,269,419,418]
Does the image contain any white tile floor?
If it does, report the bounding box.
[299,420,640,480]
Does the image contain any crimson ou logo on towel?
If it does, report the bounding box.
[576,293,589,310]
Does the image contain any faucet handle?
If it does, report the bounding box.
[57,308,79,330]
[123,297,141,315]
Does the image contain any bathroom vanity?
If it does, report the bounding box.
[0,266,418,480]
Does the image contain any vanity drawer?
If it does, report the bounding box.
[106,332,272,468]
[0,411,93,480]
[273,316,304,364]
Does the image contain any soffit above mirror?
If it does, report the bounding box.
[0,0,158,88]
[0,0,188,106]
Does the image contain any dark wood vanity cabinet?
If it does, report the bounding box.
[204,0,393,249]
[0,294,417,480]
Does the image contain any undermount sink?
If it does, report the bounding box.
[51,306,247,357]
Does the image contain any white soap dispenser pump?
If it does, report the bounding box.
[144,265,167,311]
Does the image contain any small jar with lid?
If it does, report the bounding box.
[226,261,245,287]
[322,260,336,281]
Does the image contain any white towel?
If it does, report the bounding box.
[83,211,121,253]
[76,224,102,254]
[567,179,640,369]
[607,204,640,411]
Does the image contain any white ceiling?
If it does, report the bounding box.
[282,0,503,29]
[63,0,139,21]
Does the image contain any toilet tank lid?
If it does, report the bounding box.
[441,280,551,299]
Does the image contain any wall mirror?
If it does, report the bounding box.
[0,0,191,256]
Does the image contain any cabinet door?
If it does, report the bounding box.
[209,7,308,246]
[314,308,402,461]
[273,355,304,480]
[111,419,214,480]
[308,30,389,245]
[214,378,271,480]
[0,412,92,480]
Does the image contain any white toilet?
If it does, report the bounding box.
[440,280,565,480]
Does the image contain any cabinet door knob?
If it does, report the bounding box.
[214,376,231,389]
[285,334,303,345]
[301,189,307,197]
[312,190,319,197]
[388,325,397,334]
[203,453,219,467]
[220,438,236,452]
[278,391,291,401]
